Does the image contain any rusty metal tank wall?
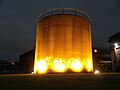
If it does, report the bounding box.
[36,14,92,58]
[34,8,93,73]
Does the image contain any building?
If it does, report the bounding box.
[93,47,111,72]
[19,48,35,73]
[108,33,120,71]
[0,60,18,74]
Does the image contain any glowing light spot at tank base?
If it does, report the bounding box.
[53,59,66,72]
[94,70,100,74]
[70,59,83,72]
[34,60,48,74]
[34,56,93,74]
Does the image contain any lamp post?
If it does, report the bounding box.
[93,49,97,71]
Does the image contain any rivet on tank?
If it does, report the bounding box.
[34,8,93,74]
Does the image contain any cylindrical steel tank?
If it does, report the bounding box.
[34,8,93,74]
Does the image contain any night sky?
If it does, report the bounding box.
[0,0,120,61]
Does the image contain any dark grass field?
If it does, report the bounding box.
[0,73,120,90]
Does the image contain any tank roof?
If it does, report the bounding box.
[38,8,90,21]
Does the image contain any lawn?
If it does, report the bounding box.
[0,73,120,90]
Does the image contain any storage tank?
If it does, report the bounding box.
[34,8,93,74]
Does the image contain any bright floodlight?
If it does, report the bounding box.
[114,43,119,48]
[94,70,100,74]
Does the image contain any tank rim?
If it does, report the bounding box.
[38,8,90,21]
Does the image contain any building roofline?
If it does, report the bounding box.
[108,32,120,43]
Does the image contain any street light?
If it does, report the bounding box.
[114,43,119,49]
[94,49,97,53]
[93,49,98,71]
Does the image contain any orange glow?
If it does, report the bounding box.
[34,10,93,74]
[34,56,93,74]
[53,59,66,72]
[85,60,93,72]
[34,60,48,74]
[70,59,83,72]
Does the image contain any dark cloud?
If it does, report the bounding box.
[115,0,120,5]
[0,0,4,4]
[0,0,4,8]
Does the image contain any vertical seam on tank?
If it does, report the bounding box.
[72,15,75,56]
